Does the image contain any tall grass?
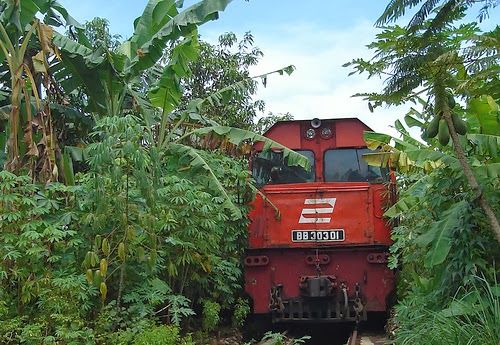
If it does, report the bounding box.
[395,275,500,345]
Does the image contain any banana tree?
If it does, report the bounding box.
[50,0,306,211]
[0,0,81,180]
[51,0,232,119]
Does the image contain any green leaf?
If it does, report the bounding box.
[467,134,499,158]
[393,121,421,148]
[130,0,177,49]
[0,130,6,169]
[61,150,75,186]
[468,96,500,135]
[416,201,468,267]
[384,175,431,218]
[47,1,82,28]
[127,0,232,75]
[52,32,99,62]
[182,126,310,170]
[474,163,500,179]
[404,109,425,128]
[148,35,199,110]
[65,146,85,162]
[405,149,459,169]
[364,131,392,150]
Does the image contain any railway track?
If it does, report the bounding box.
[346,329,388,345]
[250,315,389,344]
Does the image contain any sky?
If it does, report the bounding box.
[58,0,499,136]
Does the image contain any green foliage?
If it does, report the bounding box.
[51,0,232,117]
[133,325,193,345]
[350,11,499,340]
[0,113,254,339]
[78,114,250,322]
[182,32,265,129]
[232,297,250,328]
[82,17,122,51]
[253,112,294,134]
[0,171,94,344]
[353,5,500,341]
[249,331,311,345]
[92,301,154,344]
[394,276,500,345]
[377,0,497,33]
[365,98,499,297]
[356,44,500,344]
[202,300,221,332]
[0,0,305,341]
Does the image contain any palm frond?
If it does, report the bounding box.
[409,0,443,28]
[376,0,424,25]
[422,0,460,34]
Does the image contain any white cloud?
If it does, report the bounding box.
[205,20,411,137]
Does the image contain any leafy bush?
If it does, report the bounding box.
[202,300,221,332]
[0,115,251,341]
[394,276,500,345]
[232,297,250,328]
[134,325,194,345]
[0,172,95,344]
[249,331,310,345]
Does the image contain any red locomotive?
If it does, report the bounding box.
[245,118,395,322]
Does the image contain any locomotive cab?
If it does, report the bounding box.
[245,118,395,323]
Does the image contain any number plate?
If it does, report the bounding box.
[291,229,345,242]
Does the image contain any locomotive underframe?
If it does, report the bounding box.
[270,278,368,322]
[245,246,394,323]
[273,297,367,323]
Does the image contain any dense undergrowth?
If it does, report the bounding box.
[0,116,253,344]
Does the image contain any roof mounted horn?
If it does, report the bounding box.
[311,118,322,129]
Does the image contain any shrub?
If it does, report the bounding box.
[232,297,250,328]
[134,325,193,345]
[202,300,221,332]
[394,276,500,345]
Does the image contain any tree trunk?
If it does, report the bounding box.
[116,262,126,310]
[442,109,500,243]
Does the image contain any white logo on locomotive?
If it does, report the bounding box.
[298,198,336,224]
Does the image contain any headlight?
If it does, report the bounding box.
[321,127,332,139]
[305,128,316,139]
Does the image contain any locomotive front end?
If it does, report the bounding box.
[245,118,395,323]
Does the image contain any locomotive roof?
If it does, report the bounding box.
[263,117,374,135]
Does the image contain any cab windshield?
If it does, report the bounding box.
[324,148,388,183]
[252,150,315,187]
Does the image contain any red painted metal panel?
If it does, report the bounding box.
[248,182,391,248]
[255,122,302,149]
[335,119,370,148]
